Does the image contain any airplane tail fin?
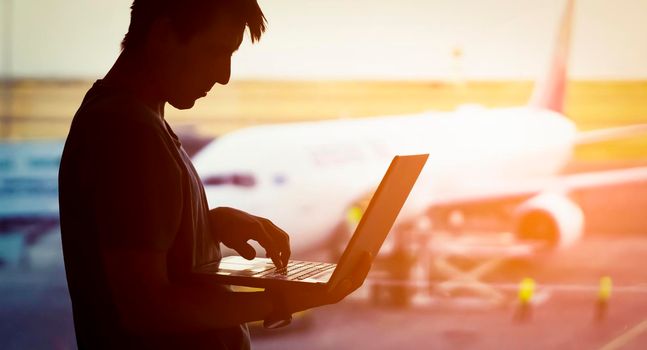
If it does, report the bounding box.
[529,0,575,114]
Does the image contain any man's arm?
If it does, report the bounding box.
[103,248,372,334]
[101,248,274,333]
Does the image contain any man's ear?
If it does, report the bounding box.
[147,17,180,54]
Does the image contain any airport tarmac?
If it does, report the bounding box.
[252,237,647,349]
[1,227,647,349]
[248,234,647,350]
[250,292,647,350]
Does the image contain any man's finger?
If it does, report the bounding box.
[263,248,282,269]
[267,253,283,269]
[259,218,291,266]
[248,218,281,267]
[255,219,290,268]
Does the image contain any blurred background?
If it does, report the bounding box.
[1,0,646,349]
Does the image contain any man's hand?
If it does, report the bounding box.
[268,251,373,316]
[209,207,290,268]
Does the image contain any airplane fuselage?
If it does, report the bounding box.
[194,107,576,253]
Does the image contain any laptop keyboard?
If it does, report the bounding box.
[253,261,336,281]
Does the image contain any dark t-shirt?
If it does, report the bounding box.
[58,81,250,349]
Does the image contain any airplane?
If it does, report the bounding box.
[191,0,647,257]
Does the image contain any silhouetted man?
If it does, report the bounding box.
[58,1,370,349]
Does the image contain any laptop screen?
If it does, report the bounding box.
[327,154,428,290]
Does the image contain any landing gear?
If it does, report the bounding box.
[368,217,433,307]
[369,248,416,307]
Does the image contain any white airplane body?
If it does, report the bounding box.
[194,107,581,252]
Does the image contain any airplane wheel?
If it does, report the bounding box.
[369,249,415,307]
[370,284,383,305]
[370,283,412,307]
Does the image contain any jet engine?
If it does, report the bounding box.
[513,192,584,249]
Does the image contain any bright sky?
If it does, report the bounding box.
[1,0,646,80]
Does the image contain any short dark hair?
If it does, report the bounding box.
[121,0,267,51]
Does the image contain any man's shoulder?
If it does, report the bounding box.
[68,85,168,149]
[76,86,158,128]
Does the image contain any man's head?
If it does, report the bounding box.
[121,0,266,109]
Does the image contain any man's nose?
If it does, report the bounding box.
[217,74,230,85]
[215,60,231,85]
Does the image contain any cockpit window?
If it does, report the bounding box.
[202,173,256,187]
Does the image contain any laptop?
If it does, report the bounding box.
[195,154,428,291]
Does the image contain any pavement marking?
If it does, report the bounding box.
[365,279,647,294]
[599,318,647,350]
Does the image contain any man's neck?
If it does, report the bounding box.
[103,49,165,117]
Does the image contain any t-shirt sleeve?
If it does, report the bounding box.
[84,108,183,251]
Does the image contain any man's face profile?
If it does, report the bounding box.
[153,15,245,110]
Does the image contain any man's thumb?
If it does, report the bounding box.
[238,242,257,260]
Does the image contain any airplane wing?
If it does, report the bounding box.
[427,123,647,209]
[576,124,647,145]
[430,166,647,209]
